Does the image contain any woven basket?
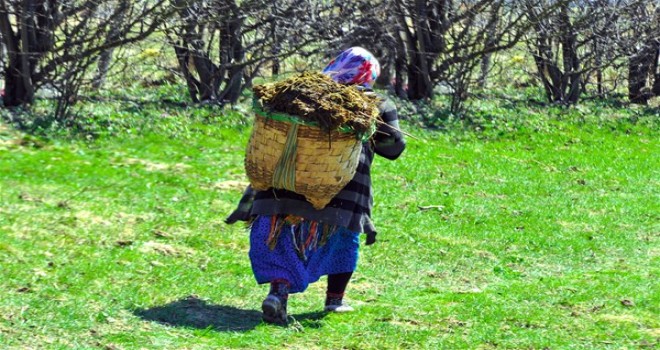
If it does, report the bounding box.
[245,113,363,209]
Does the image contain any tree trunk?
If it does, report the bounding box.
[407,51,434,100]
[0,0,36,106]
[92,2,128,89]
[270,20,281,76]
[217,4,244,104]
[628,43,656,104]
[653,45,660,96]
[3,59,34,106]
[478,8,499,89]
[173,45,201,103]
[91,48,114,89]
[479,52,492,89]
[405,0,435,100]
[192,51,218,101]
[393,50,406,98]
[594,40,603,96]
[271,53,280,76]
[532,36,562,103]
[392,22,407,98]
[375,59,392,89]
[559,4,581,104]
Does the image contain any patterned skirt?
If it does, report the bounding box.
[249,215,360,293]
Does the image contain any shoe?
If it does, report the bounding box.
[324,297,354,313]
[261,294,287,324]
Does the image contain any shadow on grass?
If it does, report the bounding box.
[289,311,328,329]
[134,295,262,332]
[133,295,328,332]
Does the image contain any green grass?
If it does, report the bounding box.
[0,97,658,349]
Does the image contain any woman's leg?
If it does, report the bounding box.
[306,227,359,313]
[249,216,309,293]
[327,272,353,295]
[325,272,355,312]
[262,278,290,324]
[249,216,306,325]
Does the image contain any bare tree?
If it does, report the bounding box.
[313,0,537,112]
[524,0,657,105]
[618,3,660,104]
[167,0,353,105]
[526,0,580,104]
[387,0,532,114]
[0,0,172,110]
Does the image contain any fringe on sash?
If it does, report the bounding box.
[264,215,337,261]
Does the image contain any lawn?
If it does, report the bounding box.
[0,100,658,349]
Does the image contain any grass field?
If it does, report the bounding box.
[0,98,658,349]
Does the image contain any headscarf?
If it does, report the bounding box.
[322,47,380,87]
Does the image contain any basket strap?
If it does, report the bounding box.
[272,123,299,192]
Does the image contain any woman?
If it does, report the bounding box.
[226,47,406,325]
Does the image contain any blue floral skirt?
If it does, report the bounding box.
[249,215,360,293]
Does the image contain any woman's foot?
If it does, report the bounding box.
[326,273,353,312]
[261,294,287,324]
[324,294,354,313]
[262,279,290,325]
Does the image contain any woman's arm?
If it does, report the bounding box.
[372,98,406,160]
[225,185,257,224]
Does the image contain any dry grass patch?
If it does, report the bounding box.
[117,157,191,172]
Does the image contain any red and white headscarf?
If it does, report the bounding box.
[322,47,381,87]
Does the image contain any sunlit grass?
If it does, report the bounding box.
[0,95,658,349]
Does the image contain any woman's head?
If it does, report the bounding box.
[322,47,380,87]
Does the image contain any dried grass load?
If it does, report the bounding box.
[252,72,379,135]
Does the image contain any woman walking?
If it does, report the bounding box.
[227,47,406,325]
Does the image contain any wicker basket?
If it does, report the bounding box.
[245,113,363,209]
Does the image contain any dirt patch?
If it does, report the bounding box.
[645,328,660,337]
[599,314,640,324]
[74,210,112,226]
[139,241,195,257]
[117,158,191,172]
[210,180,249,191]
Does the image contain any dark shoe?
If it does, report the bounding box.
[262,294,287,324]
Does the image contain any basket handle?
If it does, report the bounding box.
[272,123,299,192]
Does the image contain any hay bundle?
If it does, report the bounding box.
[253,72,379,135]
[245,72,379,209]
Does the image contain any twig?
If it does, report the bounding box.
[374,118,420,140]
[57,181,124,208]
[418,205,445,211]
